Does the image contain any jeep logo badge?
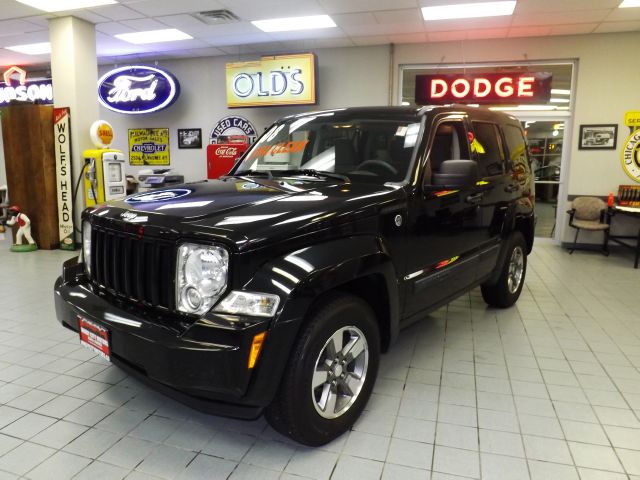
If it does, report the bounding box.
[126,188,191,203]
[120,211,137,221]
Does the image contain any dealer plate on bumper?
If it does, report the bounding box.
[78,316,111,362]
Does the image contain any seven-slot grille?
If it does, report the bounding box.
[90,226,175,310]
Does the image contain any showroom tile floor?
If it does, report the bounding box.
[0,240,639,479]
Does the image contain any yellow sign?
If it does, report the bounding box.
[621,129,640,183]
[624,111,640,129]
[128,128,170,166]
[97,123,113,146]
[226,53,316,108]
[90,119,114,148]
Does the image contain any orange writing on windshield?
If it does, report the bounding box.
[248,140,309,159]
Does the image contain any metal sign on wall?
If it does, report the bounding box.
[0,65,53,106]
[98,65,180,114]
[226,53,317,108]
[128,128,170,165]
[209,116,258,144]
[53,107,75,250]
[415,72,553,105]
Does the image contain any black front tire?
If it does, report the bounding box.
[265,292,380,446]
[481,232,527,308]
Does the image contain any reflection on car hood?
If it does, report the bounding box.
[90,178,405,251]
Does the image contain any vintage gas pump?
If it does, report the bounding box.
[83,120,127,207]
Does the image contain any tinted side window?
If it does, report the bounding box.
[472,122,505,177]
[428,121,470,174]
[502,124,530,174]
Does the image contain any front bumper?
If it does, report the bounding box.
[54,258,301,419]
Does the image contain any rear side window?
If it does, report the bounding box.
[472,122,505,177]
[502,124,530,174]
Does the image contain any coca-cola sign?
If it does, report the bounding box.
[98,65,180,114]
[215,146,239,157]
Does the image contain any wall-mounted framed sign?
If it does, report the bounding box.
[210,116,258,144]
[177,129,202,149]
[0,65,53,106]
[98,65,180,114]
[415,72,553,105]
[226,53,317,108]
[128,128,170,165]
[578,124,617,150]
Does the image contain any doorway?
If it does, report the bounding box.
[520,119,567,238]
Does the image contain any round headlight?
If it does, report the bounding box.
[183,286,203,310]
[177,244,229,315]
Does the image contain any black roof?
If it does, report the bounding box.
[282,105,520,126]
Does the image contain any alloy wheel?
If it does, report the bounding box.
[507,245,525,294]
[311,326,369,419]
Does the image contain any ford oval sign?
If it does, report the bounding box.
[126,188,191,203]
[98,65,180,115]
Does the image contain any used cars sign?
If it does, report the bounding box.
[98,65,180,114]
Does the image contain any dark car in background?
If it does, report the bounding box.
[54,106,534,446]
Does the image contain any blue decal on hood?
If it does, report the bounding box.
[126,189,191,203]
[98,65,180,115]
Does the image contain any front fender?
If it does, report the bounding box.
[238,235,400,405]
[245,235,399,333]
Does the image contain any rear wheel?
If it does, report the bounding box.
[265,293,380,446]
[481,232,527,308]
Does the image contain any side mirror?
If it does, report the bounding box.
[430,159,478,188]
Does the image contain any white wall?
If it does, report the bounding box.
[98,45,391,182]
[393,31,640,243]
[2,34,634,246]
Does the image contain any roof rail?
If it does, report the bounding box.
[417,106,434,116]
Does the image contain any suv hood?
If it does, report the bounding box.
[95,178,405,251]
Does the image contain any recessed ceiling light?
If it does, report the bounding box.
[5,42,51,55]
[619,0,640,7]
[550,98,570,103]
[114,29,193,44]
[16,0,117,13]
[550,88,571,95]
[252,15,336,32]
[422,1,516,21]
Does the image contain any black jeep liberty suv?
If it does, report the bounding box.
[55,106,534,446]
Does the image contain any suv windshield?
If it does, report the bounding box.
[233,113,422,184]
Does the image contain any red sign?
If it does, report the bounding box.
[207,142,249,179]
[78,316,110,362]
[415,72,552,105]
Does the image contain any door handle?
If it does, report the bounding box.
[466,192,484,204]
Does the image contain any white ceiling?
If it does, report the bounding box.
[0,0,639,67]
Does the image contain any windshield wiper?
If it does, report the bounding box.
[276,169,350,183]
[228,169,273,180]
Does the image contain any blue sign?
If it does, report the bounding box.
[131,142,168,154]
[126,189,191,203]
[98,65,180,115]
